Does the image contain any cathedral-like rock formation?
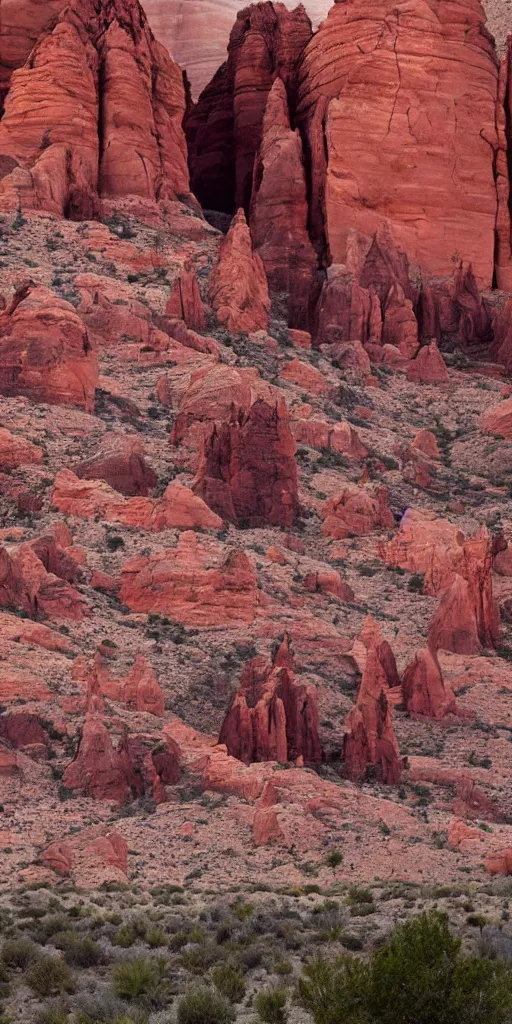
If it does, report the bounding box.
[0,0,191,217]
[0,284,97,411]
[193,396,299,527]
[219,635,321,765]
[343,637,403,784]
[186,2,312,214]
[295,0,512,289]
[250,77,318,327]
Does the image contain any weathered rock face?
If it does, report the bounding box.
[186,2,312,214]
[39,825,128,887]
[0,0,191,216]
[219,635,321,765]
[119,531,258,627]
[80,649,165,717]
[193,396,299,527]
[0,428,43,470]
[0,284,97,412]
[479,396,512,438]
[321,484,394,539]
[208,210,271,333]
[295,0,512,290]
[0,0,65,112]
[343,637,403,785]
[401,648,456,718]
[428,575,488,655]
[250,77,318,328]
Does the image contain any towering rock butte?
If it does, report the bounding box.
[0,0,191,217]
[219,634,321,765]
[295,0,512,289]
[186,2,313,214]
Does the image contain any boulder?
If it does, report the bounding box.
[63,717,133,804]
[73,437,157,496]
[401,647,456,718]
[302,570,354,602]
[0,284,98,411]
[428,575,484,655]
[479,397,512,439]
[0,541,86,622]
[193,397,298,527]
[411,430,440,461]
[486,849,512,876]
[0,429,43,470]
[406,342,449,384]
[321,484,394,539]
[219,635,321,765]
[0,0,191,215]
[250,77,317,328]
[0,713,49,750]
[208,210,271,333]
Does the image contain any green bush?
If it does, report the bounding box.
[254,988,288,1024]
[52,931,104,967]
[26,956,76,997]
[211,964,246,1002]
[36,1007,69,1024]
[1,937,38,968]
[298,911,512,1024]
[176,987,236,1024]
[112,958,162,1000]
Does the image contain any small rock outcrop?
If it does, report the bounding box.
[73,438,157,496]
[193,397,299,527]
[321,484,394,539]
[208,210,271,333]
[401,648,456,718]
[219,635,321,765]
[166,265,206,332]
[0,284,97,411]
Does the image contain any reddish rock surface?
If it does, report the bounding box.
[486,849,512,876]
[39,825,128,887]
[479,396,512,438]
[193,397,298,527]
[321,484,394,539]
[0,428,42,470]
[63,716,133,804]
[250,77,317,328]
[0,0,191,216]
[219,635,321,765]
[401,648,456,718]
[0,541,86,622]
[428,575,487,655]
[52,470,223,532]
[406,342,449,384]
[0,284,98,411]
[295,0,512,289]
[343,637,403,785]
[208,210,270,333]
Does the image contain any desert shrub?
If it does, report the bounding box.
[180,941,220,973]
[113,957,165,1001]
[254,987,288,1024]
[26,955,76,997]
[346,887,374,906]
[234,903,254,921]
[298,911,512,1024]
[74,986,133,1022]
[52,931,104,966]
[36,1006,70,1024]
[145,926,167,948]
[1,936,39,968]
[211,964,246,1002]
[176,987,236,1024]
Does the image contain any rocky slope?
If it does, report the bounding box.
[3,0,512,1017]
